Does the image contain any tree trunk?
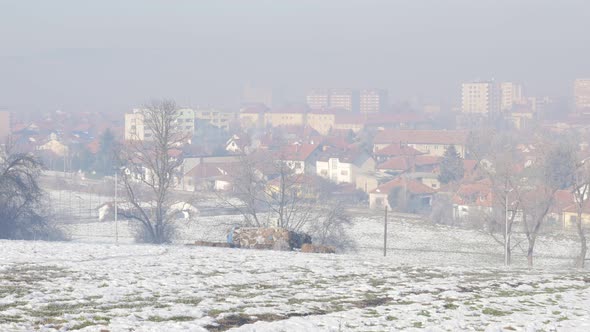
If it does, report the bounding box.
[576,220,587,268]
[527,239,535,268]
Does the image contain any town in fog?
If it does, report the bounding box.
[1,1,590,331]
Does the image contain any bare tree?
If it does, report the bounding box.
[468,130,523,265]
[0,142,63,240]
[118,99,188,244]
[519,139,577,267]
[218,153,271,227]
[571,156,590,267]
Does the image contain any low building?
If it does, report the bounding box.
[369,177,436,210]
[373,129,469,158]
[316,149,375,191]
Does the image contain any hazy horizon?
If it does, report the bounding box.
[1,0,589,114]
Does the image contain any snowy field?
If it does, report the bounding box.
[0,241,589,331]
[4,184,587,330]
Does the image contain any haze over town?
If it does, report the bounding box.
[1,1,590,331]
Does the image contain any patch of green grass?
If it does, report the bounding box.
[443,302,458,310]
[287,298,306,305]
[208,309,224,317]
[0,315,24,324]
[413,322,423,328]
[93,315,111,323]
[29,301,100,317]
[173,297,202,305]
[417,310,431,317]
[482,307,510,316]
[552,310,561,315]
[0,301,27,311]
[70,320,95,330]
[148,315,194,322]
[557,315,568,322]
[386,315,397,321]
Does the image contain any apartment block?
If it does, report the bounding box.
[574,79,590,113]
[461,81,500,114]
[306,89,330,110]
[500,82,524,111]
[360,89,388,113]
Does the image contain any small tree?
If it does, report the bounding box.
[95,129,116,176]
[0,144,61,239]
[573,161,590,268]
[118,99,188,244]
[438,145,464,184]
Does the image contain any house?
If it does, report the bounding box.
[316,148,376,191]
[373,129,470,157]
[278,142,322,175]
[369,176,436,210]
[451,180,494,221]
[37,133,68,157]
[376,155,441,175]
[225,134,250,154]
[182,162,239,192]
[373,143,424,163]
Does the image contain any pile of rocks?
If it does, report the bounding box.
[231,227,311,251]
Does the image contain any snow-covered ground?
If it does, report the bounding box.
[4,185,587,330]
[0,241,589,331]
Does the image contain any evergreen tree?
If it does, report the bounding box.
[95,129,116,175]
[438,145,464,184]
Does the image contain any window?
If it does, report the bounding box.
[320,170,328,176]
[295,162,302,170]
[341,170,348,176]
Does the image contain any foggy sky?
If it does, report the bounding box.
[1,0,589,114]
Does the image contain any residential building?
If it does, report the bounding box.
[369,176,435,210]
[125,108,195,141]
[263,106,308,128]
[124,111,146,141]
[574,79,590,113]
[306,89,330,110]
[278,142,321,175]
[500,82,525,111]
[461,81,500,114]
[194,108,236,131]
[360,89,388,113]
[239,105,267,129]
[373,129,469,158]
[0,111,10,141]
[307,111,336,135]
[329,89,359,112]
[316,150,376,191]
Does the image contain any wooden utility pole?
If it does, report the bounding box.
[384,206,388,257]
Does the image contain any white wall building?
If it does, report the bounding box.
[574,78,590,113]
[461,81,500,114]
[360,89,388,113]
[500,82,524,111]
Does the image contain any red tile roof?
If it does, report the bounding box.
[371,177,436,195]
[279,143,319,161]
[374,130,470,145]
[374,144,424,157]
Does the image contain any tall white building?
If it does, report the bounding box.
[306,89,330,110]
[461,81,500,114]
[360,89,388,113]
[574,79,590,113]
[125,108,195,141]
[329,89,358,112]
[500,82,524,111]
